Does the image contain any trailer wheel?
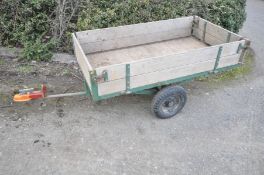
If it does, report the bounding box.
[151,85,187,119]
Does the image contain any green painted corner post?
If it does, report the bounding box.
[213,46,223,72]
[226,32,231,43]
[239,40,251,63]
[89,70,100,101]
[126,64,131,93]
[191,16,196,36]
[83,80,91,97]
[236,43,243,54]
[203,22,207,42]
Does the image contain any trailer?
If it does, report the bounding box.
[14,16,250,119]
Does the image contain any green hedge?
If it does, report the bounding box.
[0,0,246,61]
[77,0,246,33]
[0,0,56,61]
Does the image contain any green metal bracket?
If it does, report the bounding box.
[83,80,91,97]
[226,32,231,43]
[237,43,243,54]
[89,71,99,101]
[191,16,196,35]
[102,70,108,82]
[126,64,131,92]
[213,46,223,71]
[203,22,207,42]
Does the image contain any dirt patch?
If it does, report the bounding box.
[0,57,84,118]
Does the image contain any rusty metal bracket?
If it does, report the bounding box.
[94,70,108,83]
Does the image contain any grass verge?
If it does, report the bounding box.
[17,64,34,74]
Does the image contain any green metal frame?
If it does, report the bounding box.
[213,46,223,72]
[237,43,243,53]
[83,64,241,101]
[126,64,131,92]
[203,22,207,42]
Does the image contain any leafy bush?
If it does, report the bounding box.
[206,0,247,32]
[0,0,247,61]
[77,0,246,33]
[0,0,56,61]
[21,36,56,62]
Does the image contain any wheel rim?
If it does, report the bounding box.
[160,95,181,116]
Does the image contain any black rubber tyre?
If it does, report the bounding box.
[151,85,187,119]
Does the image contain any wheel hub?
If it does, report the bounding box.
[161,96,180,114]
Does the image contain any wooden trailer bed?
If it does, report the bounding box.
[88,37,207,68]
[72,16,250,101]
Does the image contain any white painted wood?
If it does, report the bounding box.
[72,34,93,90]
[77,17,193,53]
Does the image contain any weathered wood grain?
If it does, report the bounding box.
[94,40,245,82]
[72,34,93,90]
[77,17,193,53]
[193,16,242,45]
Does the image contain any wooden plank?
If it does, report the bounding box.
[130,60,215,88]
[95,40,245,82]
[97,59,215,96]
[81,29,191,53]
[77,17,193,53]
[91,36,207,68]
[76,16,193,44]
[72,34,93,91]
[96,64,126,83]
[97,53,242,96]
[218,54,240,68]
[193,17,242,45]
[98,79,126,96]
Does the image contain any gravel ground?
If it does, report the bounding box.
[0,0,264,174]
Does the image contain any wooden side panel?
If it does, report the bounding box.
[193,17,242,45]
[72,34,93,91]
[76,17,193,53]
[97,60,215,96]
[89,37,207,68]
[96,40,245,96]
[95,40,245,82]
[130,60,215,88]
[130,40,245,77]
[81,30,191,54]
[96,64,126,82]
